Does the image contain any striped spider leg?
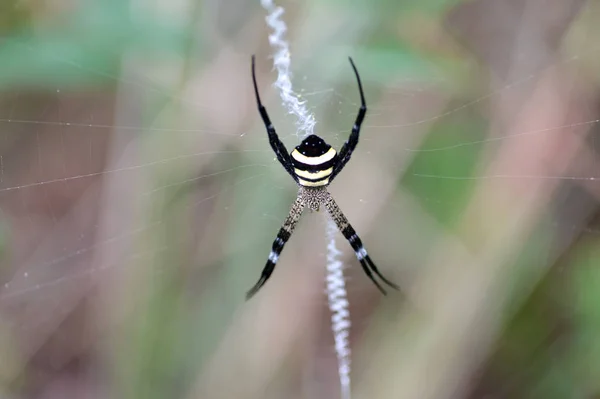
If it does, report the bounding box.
[246,196,304,299]
[323,192,399,295]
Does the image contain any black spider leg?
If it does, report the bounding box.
[330,57,367,182]
[323,193,399,295]
[251,55,297,182]
[246,196,304,299]
[343,225,400,295]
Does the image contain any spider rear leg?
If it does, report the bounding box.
[323,192,399,295]
[365,254,400,291]
[342,225,400,295]
[246,196,304,299]
[246,228,290,299]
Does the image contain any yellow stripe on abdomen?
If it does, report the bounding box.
[291,147,336,165]
[294,167,333,180]
[298,177,330,187]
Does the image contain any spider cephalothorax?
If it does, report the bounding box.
[300,186,328,212]
[247,55,399,299]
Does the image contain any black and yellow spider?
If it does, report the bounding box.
[247,55,399,299]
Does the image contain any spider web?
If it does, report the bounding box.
[0,0,599,398]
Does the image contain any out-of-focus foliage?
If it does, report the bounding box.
[0,1,191,88]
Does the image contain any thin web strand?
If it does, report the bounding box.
[327,219,352,399]
[260,0,316,138]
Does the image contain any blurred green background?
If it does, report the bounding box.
[0,0,599,398]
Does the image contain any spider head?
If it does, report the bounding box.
[290,135,337,187]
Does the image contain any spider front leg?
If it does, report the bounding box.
[323,192,399,295]
[330,57,367,182]
[251,55,297,182]
[246,195,305,299]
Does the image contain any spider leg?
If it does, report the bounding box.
[359,258,387,295]
[342,224,399,295]
[251,55,297,181]
[330,57,367,182]
[365,253,400,291]
[323,192,399,295]
[246,195,304,299]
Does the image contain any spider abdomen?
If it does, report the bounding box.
[291,135,337,187]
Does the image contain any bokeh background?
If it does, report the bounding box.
[0,0,599,398]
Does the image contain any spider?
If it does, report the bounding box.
[247,55,399,299]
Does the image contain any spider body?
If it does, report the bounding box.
[247,55,399,299]
[291,135,337,187]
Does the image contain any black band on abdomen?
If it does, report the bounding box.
[291,157,336,172]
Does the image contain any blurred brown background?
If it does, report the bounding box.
[0,0,599,398]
